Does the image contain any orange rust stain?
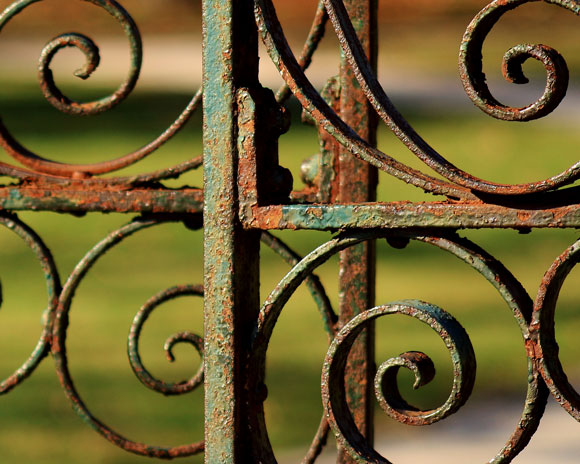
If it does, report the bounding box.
[431,207,446,217]
[257,206,284,229]
[525,338,540,360]
[307,207,323,218]
[517,211,532,222]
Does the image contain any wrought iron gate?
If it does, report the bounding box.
[1,0,579,462]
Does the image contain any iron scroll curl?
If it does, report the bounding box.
[0,0,203,180]
[459,0,576,122]
[51,217,205,459]
[322,300,476,463]
[249,231,549,463]
[255,0,580,196]
[128,284,205,397]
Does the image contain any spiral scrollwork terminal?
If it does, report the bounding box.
[52,217,204,458]
[0,0,203,179]
[459,0,575,122]
[250,231,550,463]
[128,284,204,397]
[322,301,476,462]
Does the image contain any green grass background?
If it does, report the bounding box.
[0,84,577,463]
[0,1,580,461]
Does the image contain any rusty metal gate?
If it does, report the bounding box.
[1,0,579,462]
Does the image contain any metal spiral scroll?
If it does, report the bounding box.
[51,217,204,458]
[324,301,476,432]
[255,0,580,196]
[0,0,202,180]
[322,301,476,463]
[459,0,573,122]
[44,225,335,459]
[250,231,550,463]
[128,284,205,396]
[0,213,60,394]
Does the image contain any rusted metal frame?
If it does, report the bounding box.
[0,1,578,463]
[246,202,580,230]
[253,0,475,201]
[335,1,378,462]
[202,0,262,462]
[0,186,203,214]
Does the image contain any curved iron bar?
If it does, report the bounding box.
[128,284,204,396]
[320,0,580,195]
[0,152,203,187]
[119,156,203,186]
[0,213,60,394]
[275,0,328,105]
[254,0,476,201]
[52,217,203,458]
[0,1,202,179]
[531,237,580,421]
[249,231,548,463]
[259,231,336,463]
[261,231,336,338]
[257,0,580,196]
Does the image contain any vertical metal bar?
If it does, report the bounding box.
[202,1,260,462]
[336,0,378,462]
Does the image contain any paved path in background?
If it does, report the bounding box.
[3,37,580,125]
[280,400,578,463]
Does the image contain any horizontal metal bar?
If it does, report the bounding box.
[0,186,203,214]
[247,202,580,230]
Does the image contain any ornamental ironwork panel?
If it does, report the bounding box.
[0,0,578,463]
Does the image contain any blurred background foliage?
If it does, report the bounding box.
[0,0,578,463]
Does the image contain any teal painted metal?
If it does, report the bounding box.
[203,0,258,463]
[245,201,580,230]
[201,0,239,460]
[0,0,579,463]
[202,0,261,462]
